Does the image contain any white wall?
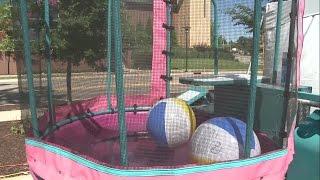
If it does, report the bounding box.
[304,0,319,17]
[300,9,319,95]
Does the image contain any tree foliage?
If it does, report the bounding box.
[52,0,138,66]
[49,0,107,102]
[225,4,254,33]
[123,16,153,51]
[235,36,253,55]
[0,1,15,53]
[225,2,271,55]
[49,0,144,102]
[134,22,150,49]
[218,35,227,47]
[52,0,106,67]
[210,23,227,48]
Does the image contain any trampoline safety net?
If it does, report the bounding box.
[14,0,299,168]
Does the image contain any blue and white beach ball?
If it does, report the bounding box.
[147,98,196,148]
[190,117,261,164]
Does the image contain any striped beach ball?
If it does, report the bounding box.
[147,98,196,148]
[191,117,261,164]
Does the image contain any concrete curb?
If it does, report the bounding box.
[0,173,32,180]
[0,110,21,122]
[0,79,18,83]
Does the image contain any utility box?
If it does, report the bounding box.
[213,83,299,146]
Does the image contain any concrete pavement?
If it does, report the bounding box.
[0,78,21,122]
[0,70,249,122]
[0,173,32,180]
[0,79,19,106]
[0,110,21,122]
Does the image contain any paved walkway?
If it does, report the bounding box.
[0,78,21,122]
[0,173,32,180]
[0,79,19,106]
[0,110,21,122]
[0,70,250,122]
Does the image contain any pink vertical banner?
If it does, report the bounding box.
[151,0,167,99]
[296,0,305,87]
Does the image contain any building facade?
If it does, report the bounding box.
[0,0,212,74]
[124,0,211,48]
[173,0,211,47]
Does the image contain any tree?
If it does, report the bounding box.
[235,36,253,55]
[225,3,271,55]
[171,29,178,47]
[225,2,271,33]
[51,0,106,103]
[0,1,15,74]
[50,1,137,103]
[145,17,152,47]
[135,22,148,48]
[210,23,227,48]
[225,4,254,33]
[218,35,227,47]
[121,10,136,51]
[132,18,153,50]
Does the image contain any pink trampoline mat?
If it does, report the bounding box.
[35,107,281,168]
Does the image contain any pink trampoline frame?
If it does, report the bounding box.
[25,0,305,179]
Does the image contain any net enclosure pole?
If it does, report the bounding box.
[272,0,283,84]
[280,0,297,146]
[18,0,40,137]
[212,0,218,75]
[165,1,173,98]
[44,0,55,130]
[42,106,152,137]
[244,0,262,158]
[105,0,113,111]
[113,0,128,166]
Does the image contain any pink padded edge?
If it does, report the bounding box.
[26,120,297,180]
[151,0,166,98]
[26,142,293,180]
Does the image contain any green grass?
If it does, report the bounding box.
[171,58,250,70]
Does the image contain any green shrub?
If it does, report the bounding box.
[172,45,235,61]
[131,48,152,69]
[11,123,25,135]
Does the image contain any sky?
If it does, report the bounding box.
[212,0,269,42]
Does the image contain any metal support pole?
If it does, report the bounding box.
[212,0,219,75]
[18,0,40,137]
[280,0,298,146]
[183,26,190,72]
[245,0,262,158]
[272,0,283,84]
[42,106,152,137]
[185,30,188,72]
[44,0,55,131]
[105,0,113,111]
[165,2,173,98]
[35,1,42,88]
[113,0,128,166]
